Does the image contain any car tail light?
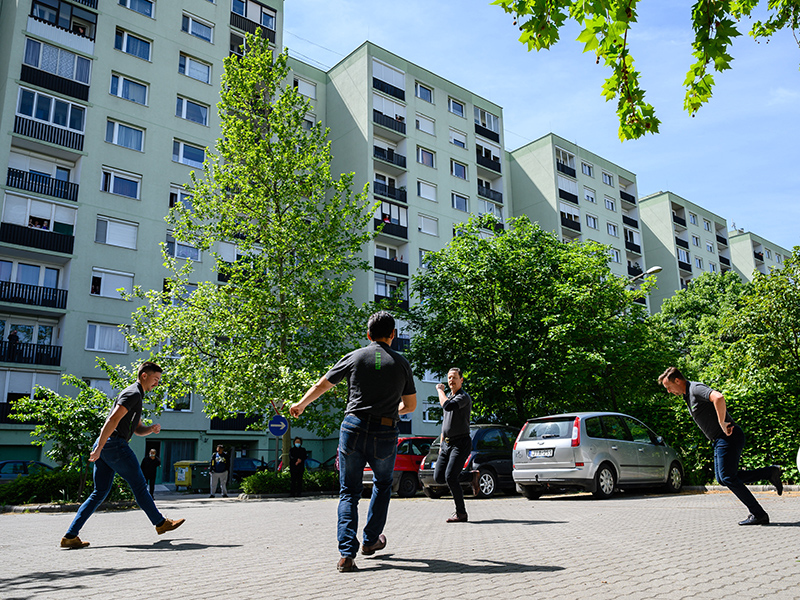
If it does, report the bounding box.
[463,452,474,470]
[513,425,525,450]
[571,416,581,447]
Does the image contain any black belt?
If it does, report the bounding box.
[443,434,470,445]
[350,414,397,427]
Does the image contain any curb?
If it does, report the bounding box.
[1,500,139,514]
[684,484,799,493]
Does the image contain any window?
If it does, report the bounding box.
[703,219,711,231]
[607,222,618,237]
[689,212,698,225]
[449,128,466,148]
[695,257,703,269]
[604,197,616,212]
[586,214,598,229]
[418,214,438,236]
[176,97,209,126]
[602,171,614,186]
[16,88,85,132]
[582,162,594,177]
[302,115,314,131]
[173,140,205,168]
[293,77,316,99]
[709,262,717,273]
[2,194,76,235]
[110,74,147,105]
[478,199,503,221]
[677,248,690,262]
[372,93,406,122]
[555,148,575,169]
[417,180,436,202]
[119,0,153,17]
[706,241,714,253]
[95,216,137,249]
[230,31,245,55]
[32,0,97,38]
[417,147,435,168]
[374,273,407,301]
[415,82,432,102]
[105,120,144,151]
[474,107,500,133]
[422,402,443,423]
[419,249,432,269]
[372,59,405,89]
[0,260,60,289]
[452,193,468,212]
[179,54,211,83]
[375,243,399,261]
[169,186,193,211]
[101,168,140,199]
[416,114,435,135]
[90,268,133,298]
[86,323,127,353]
[776,253,783,264]
[584,188,596,204]
[114,29,151,60]
[765,248,772,259]
[609,248,621,263]
[23,39,91,85]
[451,160,467,179]
[448,98,465,117]
[166,234,200,261]
[182,14,214,42]
[692,235,700,247]
[378,201,407,227]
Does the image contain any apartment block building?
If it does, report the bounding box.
[728,229,790,282]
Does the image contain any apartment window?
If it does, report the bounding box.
[86,323,127,353]
[95,216,137,249]
[173,140,205,168]
[293,77,316,99]
[449,128,467,149]
[474,107,500,133]
[602,171,613,186]
[695,257,703,269]
[110,74,147,105]
[179,54,211,83]
[375,273,406,300]
[419,249,431,269]
[706,241,714,253]
[776,253,783,264]
[23,39,91,85]
[119,0,153,17]
[418,214,438,236]
[709,262,717,273]
[372,93,406,122]
[114,29,151,61]
[582,162,594,177]
[235,2,277,29]
[677,248,690,263]
[448,98,465,117]
[692,235,700,247]
[415,82,433,103]
[176,97,209,126]
[0,260,60,289]
[417,180,436,202]
[416,114,435,135]
[689,212,698,225]
[452,193,468,212]
[166,234,200,261]
[607,222,618,237]
[375,243,398,260]
[182,14,214,43]
[230,32,245,55]
[302,114,314,131]
[609,248,621,263]
[584,188,596,204]
[451,160,467,180]
[101,168,140,199]
[2,194,76,235]
[378,201,407,227]
[105,120,144,151]
[555,148,575,169]
[90,268,133,298]
[32,0,97,38]
[372,59,405,90]
[766,248,772,259]
[417,147,435,168]
[169,186,193,211]
[703,219,711,231]
[604,197,616,212]
[478,199,503,221]
[586,214,598,229]
[16,88,85,132]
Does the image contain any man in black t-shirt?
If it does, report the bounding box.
[659,367,783,525]
[60,362,185,549]
[209,445,230,498]
[290,312,416,573]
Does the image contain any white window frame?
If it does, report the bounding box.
[418,214,438,236]
[95,216,138,250]
[101,167,141,199]
[581,162,594,177]
[16,87,85,132]
[417,180,436,202]
[452,193,468,212]
[709,262,717,273]
[166,233,200,261]
[85,322,127,354]
[179,53,211,84]
[478,199,503,221]
[689,212,698,225]
[602,171,614,186]
[293,77,316,99]
[110,73,148,105]
[169,186,193,210]
[415,82,433,103]
[609,248,621,263]
[695,256,703,269]
[555,147,575,169]
[114,29,151,61]
[417,146,435,168]
[677,248,690,262]
[692,235,700,247]
[415,114,435,135]
[706,241,715,253]
[176,96,209,126]
[90,268,133,299]
[451,160,467,180]
[119,0,154,17]
[474,106,500,134]
[181,13,214,43]
[607,222,619,237]
[449,128,467,149]
[604,197,616,212]
[172,140,205,168]
[586,214,598,229]
[2,193,76,235]
[448,98,465,117]
[105,120,144,151]
[703,219,711,231]
[23,38,91,85]
[584,188,596,203]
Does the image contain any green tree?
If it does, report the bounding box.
[492,0,800,140]
[124,33,374,438]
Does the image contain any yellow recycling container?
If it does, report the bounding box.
[174,460,210,492]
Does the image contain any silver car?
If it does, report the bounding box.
[512,412,683,499]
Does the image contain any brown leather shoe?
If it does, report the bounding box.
[446,512,468,523]
[156,517,185,535]
[337,557,357,572]
[361,534,386,555]
[60,536,89,549]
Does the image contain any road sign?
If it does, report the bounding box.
[268,414,289,437]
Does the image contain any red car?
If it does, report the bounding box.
[361,436,435,497]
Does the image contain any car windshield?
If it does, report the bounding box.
[520,418,574,440]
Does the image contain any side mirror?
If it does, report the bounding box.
[656,436,665,446]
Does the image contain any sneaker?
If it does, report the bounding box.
[769,465,783,496]
[222,494,229,498]
[337,557,356,572]
[209,494,215,498]
[60,536,89,549]
[446,512,468,523]
[156,517,186,535]
[361,534,386,556]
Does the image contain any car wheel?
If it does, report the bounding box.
[664,462,683,493]
[397,473,418,498]
[520,485,543,500]
[422,485,442,499]
[592,463,616,499]
[475,468,497,499]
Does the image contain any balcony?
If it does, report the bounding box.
[0,281,68,310]
[373,181,406,202]
[72,0,98,7]
[556,162,576,178]
[26,15,94,55]
[719,256,731,267]
[0,340,62,366]
[474,123,500,143]
[678,260,693,273]
[632,296,647,306]
[622,215,639,229]
[20,64,89,102]
[558,189,579,205]
[625,241,642,254]
[620,190,637,204]
[373,146,406,169]
[476,153,502,174]
[373,110,406,135]
[14,116,84,152]
[754,251,764,262]
[716,234,728,246]
[373,219,408,239]
[675,237,689,249]
[477,185,503,204]
[229,12,276,43]
[672,214,687,228]
[210,413,262,431]
[0,222,74,254]
[374,294,409,311]
[372,77,405,101]
[627,265,643,278]
[560,215,581,232]
[374,256,408,276]
[7,168,78,202]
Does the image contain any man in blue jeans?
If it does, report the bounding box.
[60,362,184,549]
[659,367,783,525]
[290,311,416,572]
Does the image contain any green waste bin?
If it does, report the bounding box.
[174,460,211,492]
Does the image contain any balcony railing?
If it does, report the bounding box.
[625,241,642,254]
[210,413,262,431]
[675,237,689,249]
[0,281,68,309]
[627,265,643,278]
[556,162,576,178]
[373,219,408,239]
[7,168,79,202]
[373,146,407,168]
[754,251,764,262]
[672,214,687,227]
[560,215,581,232]
[374,256,409,276]
[678,260,693,273]
[719,256,731,266]
[373,110,406,134]
[0,222,74,254]
[558,189,579,205]
[14,115,84,151]
[477,185,503,204]
[20,64,90,102]
[374,294,409,310]
[716,234,728,246]
[632,296,647,305]
[622,215,639,229]
[373,181,407,202]
[29,14,94,41]
[71,0,98,7]
[0,340,62,366]
[229,12,276,43]
[620,190,637,204]
[372,77,405,101]
[476,153,502,173]
[474,123,500,143]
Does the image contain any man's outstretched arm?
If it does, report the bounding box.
[290,377,334,418]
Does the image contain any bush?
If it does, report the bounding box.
[0,470,134,506]
[240,469,339,495]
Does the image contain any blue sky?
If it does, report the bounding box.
[284,0,799,251]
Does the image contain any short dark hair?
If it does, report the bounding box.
[368,311,395,340]
[657,367,685,385]
[138,361,163,377]
[448,367,463,378]
[294,437,302,444]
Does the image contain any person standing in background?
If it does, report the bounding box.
[141,448,161,497]
[289,437,308,497]
[209,444,230,498]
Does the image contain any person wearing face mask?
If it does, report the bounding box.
[141,448,161,497]
[289,437,308,497]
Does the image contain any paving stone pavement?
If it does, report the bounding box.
[1,489,798,600]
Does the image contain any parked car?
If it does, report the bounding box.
[0,460,54,484]
[231,457,268,482]
[362,436,435,498]
[512,412,684,500]
[418,425,518,499]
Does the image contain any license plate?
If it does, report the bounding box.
[528,448,554,458]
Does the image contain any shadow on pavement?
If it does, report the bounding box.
[367,554,565,573]
[112,539,244,552]
[469,518,568,526]
[766,521,800,527]
[0,566,156,599]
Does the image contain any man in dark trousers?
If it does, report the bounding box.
[60,362,185,548]
[290,311,416,573]
[140,448,161,497]
[209,445,230,498]
[289,437,308,497]
[433,368,473,523]
[659,367,783,525]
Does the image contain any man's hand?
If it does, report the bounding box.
[721,422,733,436]
[89,446,102,462]
[289,403,304,418]
[436,383,445,392]
[150,424,161,434]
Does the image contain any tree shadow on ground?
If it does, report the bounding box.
[362,553,565,574]
[0,566,156,600]
[114,539,244,552]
